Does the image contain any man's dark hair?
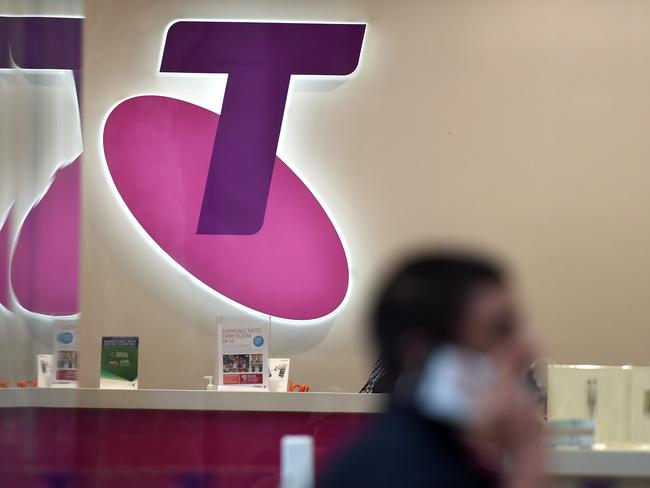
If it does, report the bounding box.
[373,252,505,377]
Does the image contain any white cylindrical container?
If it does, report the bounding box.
[280,435,315,488]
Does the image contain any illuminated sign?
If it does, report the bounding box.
[1,17,366,321]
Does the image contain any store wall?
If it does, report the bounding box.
[79,0,650,391]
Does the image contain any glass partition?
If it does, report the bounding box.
[3,1,650,486]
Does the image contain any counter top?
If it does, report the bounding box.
[0,388,387,413]
[548,446,650,478]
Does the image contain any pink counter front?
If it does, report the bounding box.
[0,389,385,488]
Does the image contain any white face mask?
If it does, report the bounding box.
[414,345,497,428]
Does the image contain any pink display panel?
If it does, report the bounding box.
[104,96,349,320]
[11,160,80,316]
[0,407,374,487]
[0,211,9,309]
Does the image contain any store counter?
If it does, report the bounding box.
[0,389,382,487]
[2,389,650,487]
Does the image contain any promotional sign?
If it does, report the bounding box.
[269,358,290,393]
[217,316,269,391]
[100,336,139,389]
[51,323,79,388]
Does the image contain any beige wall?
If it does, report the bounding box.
[80,0,650,391]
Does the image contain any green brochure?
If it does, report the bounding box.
[100,337,139,389]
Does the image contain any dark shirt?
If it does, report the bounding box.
[319,406,499,488]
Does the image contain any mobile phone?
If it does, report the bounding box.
[415,345,496,428]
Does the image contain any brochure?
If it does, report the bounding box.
[100,336,139,389]
[36,354,53,388]
[51,322,79,388]
[217,316,269,391]
[269,358,290,392]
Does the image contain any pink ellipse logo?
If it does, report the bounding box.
[103,95,350,320]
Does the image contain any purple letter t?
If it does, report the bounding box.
[161,22,366,235]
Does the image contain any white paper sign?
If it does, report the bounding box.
[217,316,270,391]
[269,358,291,392]
[36,354,53,388]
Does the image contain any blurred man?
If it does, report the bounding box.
[320,252,543,488]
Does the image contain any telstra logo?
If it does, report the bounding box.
[1,17,366,321]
